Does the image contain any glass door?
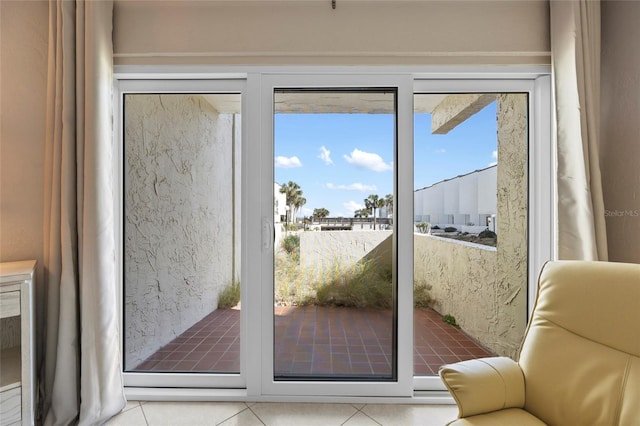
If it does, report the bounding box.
[116,73,552,398]
[412,91,529,389]
[273,89,396,381]
[410,78,552,392]
[118,79,246,389]
[256,75,414,397]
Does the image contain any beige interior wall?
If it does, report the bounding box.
[113,0,550,66]
[601,1,640,264]
[0,0,47,267]
[0,1,48,359]
[0,0,551,275]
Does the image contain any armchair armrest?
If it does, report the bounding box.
[439,357,525,418]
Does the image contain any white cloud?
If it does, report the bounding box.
[343,149,393,172]
[318,145,333,165]
[489,150,498,166]
[326,182,377,191]
[275,156,302,168]
[435,148,447,154]
[343,200,364,216]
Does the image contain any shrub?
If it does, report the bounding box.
[443,314,460,328]
[416,222,430,233]
[431,225,440,230]
[217,279,240,309]
[274,253,315,305]
[414,280,432,308]
[314,259,393,309]
[283,223,304,232]
[281,234,300,255]
[444,226,457,233]
[274,254,393,309]
[478,228,497,239]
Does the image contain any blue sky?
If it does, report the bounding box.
[275,101,497,218]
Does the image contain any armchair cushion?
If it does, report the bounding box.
[439,357,525,418]
[447,408,546,426]
[439,261,640,426]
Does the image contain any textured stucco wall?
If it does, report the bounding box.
[124,94,234,368]
[414,234,498,352]
[494,94,528,357]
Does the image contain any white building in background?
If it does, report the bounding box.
[414,165,497,233]
[274,182,287,224]
[274,183,288,247]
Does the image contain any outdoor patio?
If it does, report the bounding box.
[132,306,493,376]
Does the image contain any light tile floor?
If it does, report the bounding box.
[107,401,459,426]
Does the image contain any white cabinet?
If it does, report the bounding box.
[0,261,35,426]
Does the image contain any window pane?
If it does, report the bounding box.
[123,93,241,373]
[273,89,397,380]
[413,93,528,376]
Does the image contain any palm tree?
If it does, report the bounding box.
[375,197,386,229]
[384,194,394,224]
[354,208,370,218]
[293,196,306,224]
[313,208,330,220]
[364,198,374,223]
[365,194,386,230]
[279,181,302,225]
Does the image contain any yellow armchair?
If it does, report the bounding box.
[439,261,640,426]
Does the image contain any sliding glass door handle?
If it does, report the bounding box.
[262,217,273,251]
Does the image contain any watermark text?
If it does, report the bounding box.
[605,209,640,217]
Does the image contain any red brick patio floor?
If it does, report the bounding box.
[133,306,493,376]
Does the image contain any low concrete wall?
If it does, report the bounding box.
[414,234,501,353]
[299,231,392,271]
[299,230,522,357]
[415,232,527,359]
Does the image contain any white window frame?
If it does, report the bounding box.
[113,66,553,402]
[412,75,554,392]
[114,78,248,391]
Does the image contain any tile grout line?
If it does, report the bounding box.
[139,401,150,426]
[350,404,383,426]
[214,404,256,426]
[245,405,267,426]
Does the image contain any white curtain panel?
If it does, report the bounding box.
[43,0,126,424]
[551,0,608,260]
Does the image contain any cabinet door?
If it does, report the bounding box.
[0,260,36,426]
[0,387,21,426]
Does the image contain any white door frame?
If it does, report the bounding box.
[253,73,415,397]
[115,78,248,390]
[114,66,553,401]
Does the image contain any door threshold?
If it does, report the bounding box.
[124,387,454,405]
